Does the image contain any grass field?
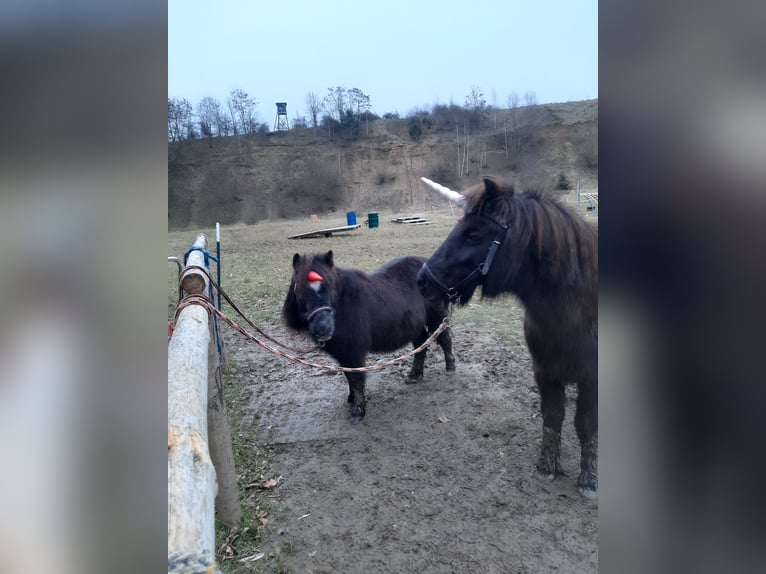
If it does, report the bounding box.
[168,207,531,335]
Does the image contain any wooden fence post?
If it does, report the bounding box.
[168,233,240,570]
[207,318,241,526]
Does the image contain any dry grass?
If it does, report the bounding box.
[169,207,504,324]
[168,200,596,331]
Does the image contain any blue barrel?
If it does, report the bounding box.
[368,212,379,229]
[346,211,357,226]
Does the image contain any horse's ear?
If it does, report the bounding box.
[292,253,301,270]
[323,250,334,268]
[483,176,511,199]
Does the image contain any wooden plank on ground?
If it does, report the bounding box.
[288,224,362,239]
[391,216,432,224]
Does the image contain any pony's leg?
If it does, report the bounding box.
[344,371,367,420]
[405,331,429,384]
[405,347,427,383]
[535,370,566,479]
[574,378,598,497]
[436,328,456,373]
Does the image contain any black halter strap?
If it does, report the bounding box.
[306,305,334,321]
[422,216,509,304]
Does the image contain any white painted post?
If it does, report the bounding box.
[577,178,581,208]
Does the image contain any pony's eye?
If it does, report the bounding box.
[464,230,483,244]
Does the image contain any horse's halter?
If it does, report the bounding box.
[306,305,334,322]
[300,270,335,323]
[421,214,510,304]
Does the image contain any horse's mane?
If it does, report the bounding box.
[464,177,597,295]
[282,253,386,332]
[282,252,341,331]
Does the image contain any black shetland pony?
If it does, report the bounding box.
[283,251,455,421]
[418,176,598,497]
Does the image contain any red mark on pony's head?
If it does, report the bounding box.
[308,271,324,282]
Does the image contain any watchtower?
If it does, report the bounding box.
[274,102,289,131]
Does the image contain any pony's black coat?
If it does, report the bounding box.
[283,252,455,420]
[418,176,598,496]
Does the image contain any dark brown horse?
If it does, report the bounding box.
[418,176,598,497]
[283,251,455,421]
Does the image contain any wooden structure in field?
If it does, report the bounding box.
[391,215,432,225]
[288,223,361,239]
[274,102,289,131]
[581,192,599,212]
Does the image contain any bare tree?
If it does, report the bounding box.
[505,92,521,156]
[347,87,370,116]
[168,97,193,142]
[197,96,223,144]
[227,89,258,135]
[323,86,346,123]
[184,115,197,140]
[464,86,487,172]
[524,90,538,107]
[465,86,486,111]
[217,113,232,137]
[168,98,179,142]
[347,87,372,136]
[305,91,321,136]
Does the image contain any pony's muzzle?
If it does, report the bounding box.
[308,307,335,342]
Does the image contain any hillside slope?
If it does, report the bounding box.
[168,99,597,229]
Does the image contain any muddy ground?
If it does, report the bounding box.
[225,316,597,573]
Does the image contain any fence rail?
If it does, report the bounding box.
[168,233,239,573]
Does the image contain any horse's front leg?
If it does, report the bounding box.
[534,368,566,480]
[575,377,598,498]
[437,328,456,373]
[344,370,366,421]
[405,331,429,384]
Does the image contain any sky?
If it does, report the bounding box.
[169,0,597,124]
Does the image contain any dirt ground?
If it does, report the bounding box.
[225,316,597,574]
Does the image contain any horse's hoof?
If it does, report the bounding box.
[578,473,598,498]
[350,404,366,420]
[446,361,456,373]
[404,373,423,384]
[536,460,560,480]
[579,485,598,501]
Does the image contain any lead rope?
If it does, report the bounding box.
[173,294,451,374]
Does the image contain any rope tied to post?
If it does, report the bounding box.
[173,292,451,374]
[181,243,223,360]
[180,264,317,354]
